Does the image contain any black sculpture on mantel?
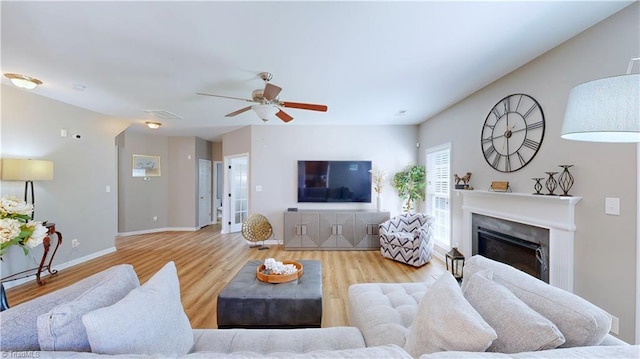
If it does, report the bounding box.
[545,172,558,195]
[532,178,544,195]
[558,165,575,196]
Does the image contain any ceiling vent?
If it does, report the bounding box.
[143,110,183,120]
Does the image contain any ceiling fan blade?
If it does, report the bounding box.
[263,83,282,101]
[275,110,294,123]
[281,101,328,112]
[225,106,253,117]
[197,92,255,103]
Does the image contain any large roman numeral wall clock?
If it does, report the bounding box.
[481,93,545,173]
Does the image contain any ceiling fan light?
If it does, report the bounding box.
[146,121,162,129]
[4,73,42,90]
[252,104,279,121]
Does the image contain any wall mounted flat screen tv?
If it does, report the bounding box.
[297,160,372,203]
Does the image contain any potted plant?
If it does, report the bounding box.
[392,165,426,212]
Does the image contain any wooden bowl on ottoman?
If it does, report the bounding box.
[256,260,303,283]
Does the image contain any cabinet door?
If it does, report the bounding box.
[284,212,319,248]
[354,212,390,248]
[319,213,354,249]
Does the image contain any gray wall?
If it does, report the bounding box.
[167,136,196,229]
[117,132,214,233]
[0,85,129,276]
[222,125,419,239]
[117,131,170,232]
[418,4,639,343]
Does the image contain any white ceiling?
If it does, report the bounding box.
[1,1,633,141]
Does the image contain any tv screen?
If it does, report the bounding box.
[297,160,372,203]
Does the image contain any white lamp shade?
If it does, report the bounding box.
[252,104,279,120]
[1,159,54,181]
[561,74,640,142]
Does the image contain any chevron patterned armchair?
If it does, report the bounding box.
[379,213,435,267]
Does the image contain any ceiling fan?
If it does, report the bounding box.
[197,72,328,123]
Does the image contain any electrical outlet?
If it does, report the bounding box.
[71,239,79,248]
[610,315,619,335]
[153,216,158,222]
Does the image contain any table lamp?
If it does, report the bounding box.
[0,159,54,219]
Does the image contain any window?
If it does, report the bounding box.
[426,143,451,247]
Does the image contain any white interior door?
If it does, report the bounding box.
[228,155,248,233]
[198,159,212,228]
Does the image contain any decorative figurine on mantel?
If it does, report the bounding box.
[454,172,473,190]
[557,165,574,196]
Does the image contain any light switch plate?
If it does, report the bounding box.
[605,197,620,216]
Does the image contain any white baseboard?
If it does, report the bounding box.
[2,246,116,289]
[117,227,199,237]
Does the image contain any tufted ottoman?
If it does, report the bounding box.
[217,260,322,329]
[348,281,434,347]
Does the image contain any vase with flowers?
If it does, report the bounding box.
[0,196,47,259]
[370,167,387,212]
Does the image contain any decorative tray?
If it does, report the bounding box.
[256,260,304,283]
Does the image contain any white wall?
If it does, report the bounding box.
[247,125,418,240]
[1,85,130,276]
[418,4,639,343]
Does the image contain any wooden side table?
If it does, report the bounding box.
[0,222,62,311]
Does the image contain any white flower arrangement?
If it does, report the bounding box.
[369,167,387,194]
[0,196,47,258]
[263,258,298,275]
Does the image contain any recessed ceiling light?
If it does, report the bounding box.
[4,73,42,90]
[145,121,162,129]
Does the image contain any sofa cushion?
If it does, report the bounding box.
[462,270,565,353]
[463,255,612,347]
[82,261,193,356]
[184,344,412,358]
[37,265,140,351]
[192,327,365,353]
[404,272,496,357]
[418,345,638,359]
[348,281,432,347]
[0,264,138,351]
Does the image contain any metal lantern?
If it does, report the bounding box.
[445,247,465,280]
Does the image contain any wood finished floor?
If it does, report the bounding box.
[5,225,446,328]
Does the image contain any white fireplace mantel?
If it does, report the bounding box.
[458,190,582,292]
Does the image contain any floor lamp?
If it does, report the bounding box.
[0,159,54,219]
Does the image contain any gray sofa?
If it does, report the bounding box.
[1,257,638,358]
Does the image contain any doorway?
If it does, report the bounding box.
[213,161,223,224]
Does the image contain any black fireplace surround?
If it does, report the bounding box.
[471,214,550,283]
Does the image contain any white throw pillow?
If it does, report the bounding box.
[404,271,497,357]
[463,255,611,347]
[37,264,139,351]
[82,261,193,356]
[463,270,565,353]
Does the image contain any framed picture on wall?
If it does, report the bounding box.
[132,155,161,177]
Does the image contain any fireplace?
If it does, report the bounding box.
[459,190,581,291]
[472,214,549,283]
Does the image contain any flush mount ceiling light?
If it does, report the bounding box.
[145,121,162,129]
[4,73,43,90]
[561,57,640,143]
